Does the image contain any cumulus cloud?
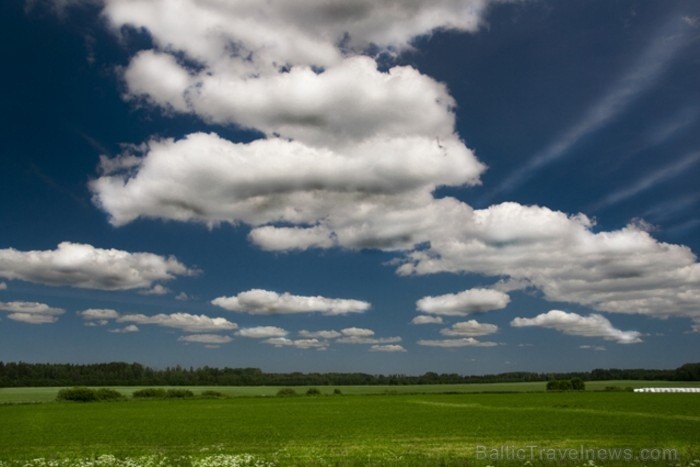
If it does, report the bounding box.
[340,327,375,337]
[298,329,342,339]
[236,326,288,338]
[175,292,190,301]
[370,344,406,352]
[0,242,194,291]
[417,289,510,316]
[400,203,700,323]
[325,327,402,344]
[263,337,328,350]
[417,337,498,348]
[410,315,444,325]
[91,132,483,235]
[440,320,498,337]
[117,312,237,333]
[0,301,65,324]
[0,282,6,290]
[212,289,370,316]
[178,334,232,344]
[89,1,488,254]
[511,310,643,344]
[60,0,700,329]
[78,308,120,326]
[79,308,120,320]
[103,0,492,74]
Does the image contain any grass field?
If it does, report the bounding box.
[1,380,699,403]
[0,386,698,466]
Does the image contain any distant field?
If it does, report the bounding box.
[2,380,699,403]
[0,389,698,465]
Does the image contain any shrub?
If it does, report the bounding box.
[547,379,585,391]
[333,388,342,395]
[305,388,321,396]
[276,388,298,397]
[201,390,227,398]
[604,386,633,392]
[57,387,98,402]
[132,388,167,398]
[165,389,194,398]
[95,388,125,401]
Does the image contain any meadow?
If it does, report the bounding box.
[0,383,699,466]
[2,380,700,403]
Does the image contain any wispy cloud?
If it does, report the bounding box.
[589,152,700,212]
[482,16,693,202]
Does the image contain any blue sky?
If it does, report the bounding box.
[0,0,698,374]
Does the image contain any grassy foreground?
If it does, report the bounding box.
[0,391,698,466]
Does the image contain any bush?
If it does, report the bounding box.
[547,379,585,391]
[305,388,321,396]
[57,387,98,402]
[604,386,633,392]
[201,390,227,398]
[165,389,194,398]
[333,388,342,395]
[95,388,125,401]
[132,388,167,398]
[276,388,298,397]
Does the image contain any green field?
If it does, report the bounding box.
[2,380,699,403]
[0,385,698,466]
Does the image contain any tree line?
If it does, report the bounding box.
[0,361,697,387]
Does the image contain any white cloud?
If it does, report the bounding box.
[263,337,328,350]
[410,315,444,325]
[0,242,195,291]
[340,327,375,337]
[298,329,342,339]
[212,289,370,316]
[175,292,190,301]
[103,0,492,75]
[417,337,498,348]
[0,282,6,290]
[369,344,406,352]
[236,326,288,338]
[400,202,700,323]
[91,132,483,232]
[511,310,643,344]
[337,336,402,345]
[78,308,120,321]
[63,0,700,329]
[483,16,694,201]
[417,288,510,316]
[682,16,699,28]
[117,312,237,333]
[139,284,170,296]
[0,301,65,325]
[440,320,498,337]
[109,324,140,334]
[579,344,606,351]
[178,334,232,344]
[590,152,700,212]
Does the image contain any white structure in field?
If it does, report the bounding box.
[633,387,700,393]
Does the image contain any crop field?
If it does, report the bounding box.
[2,380,699,404]
[0,387,698,466]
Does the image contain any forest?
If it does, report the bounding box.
[1,361,698,387]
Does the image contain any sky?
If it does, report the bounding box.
[0,0,699,374]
